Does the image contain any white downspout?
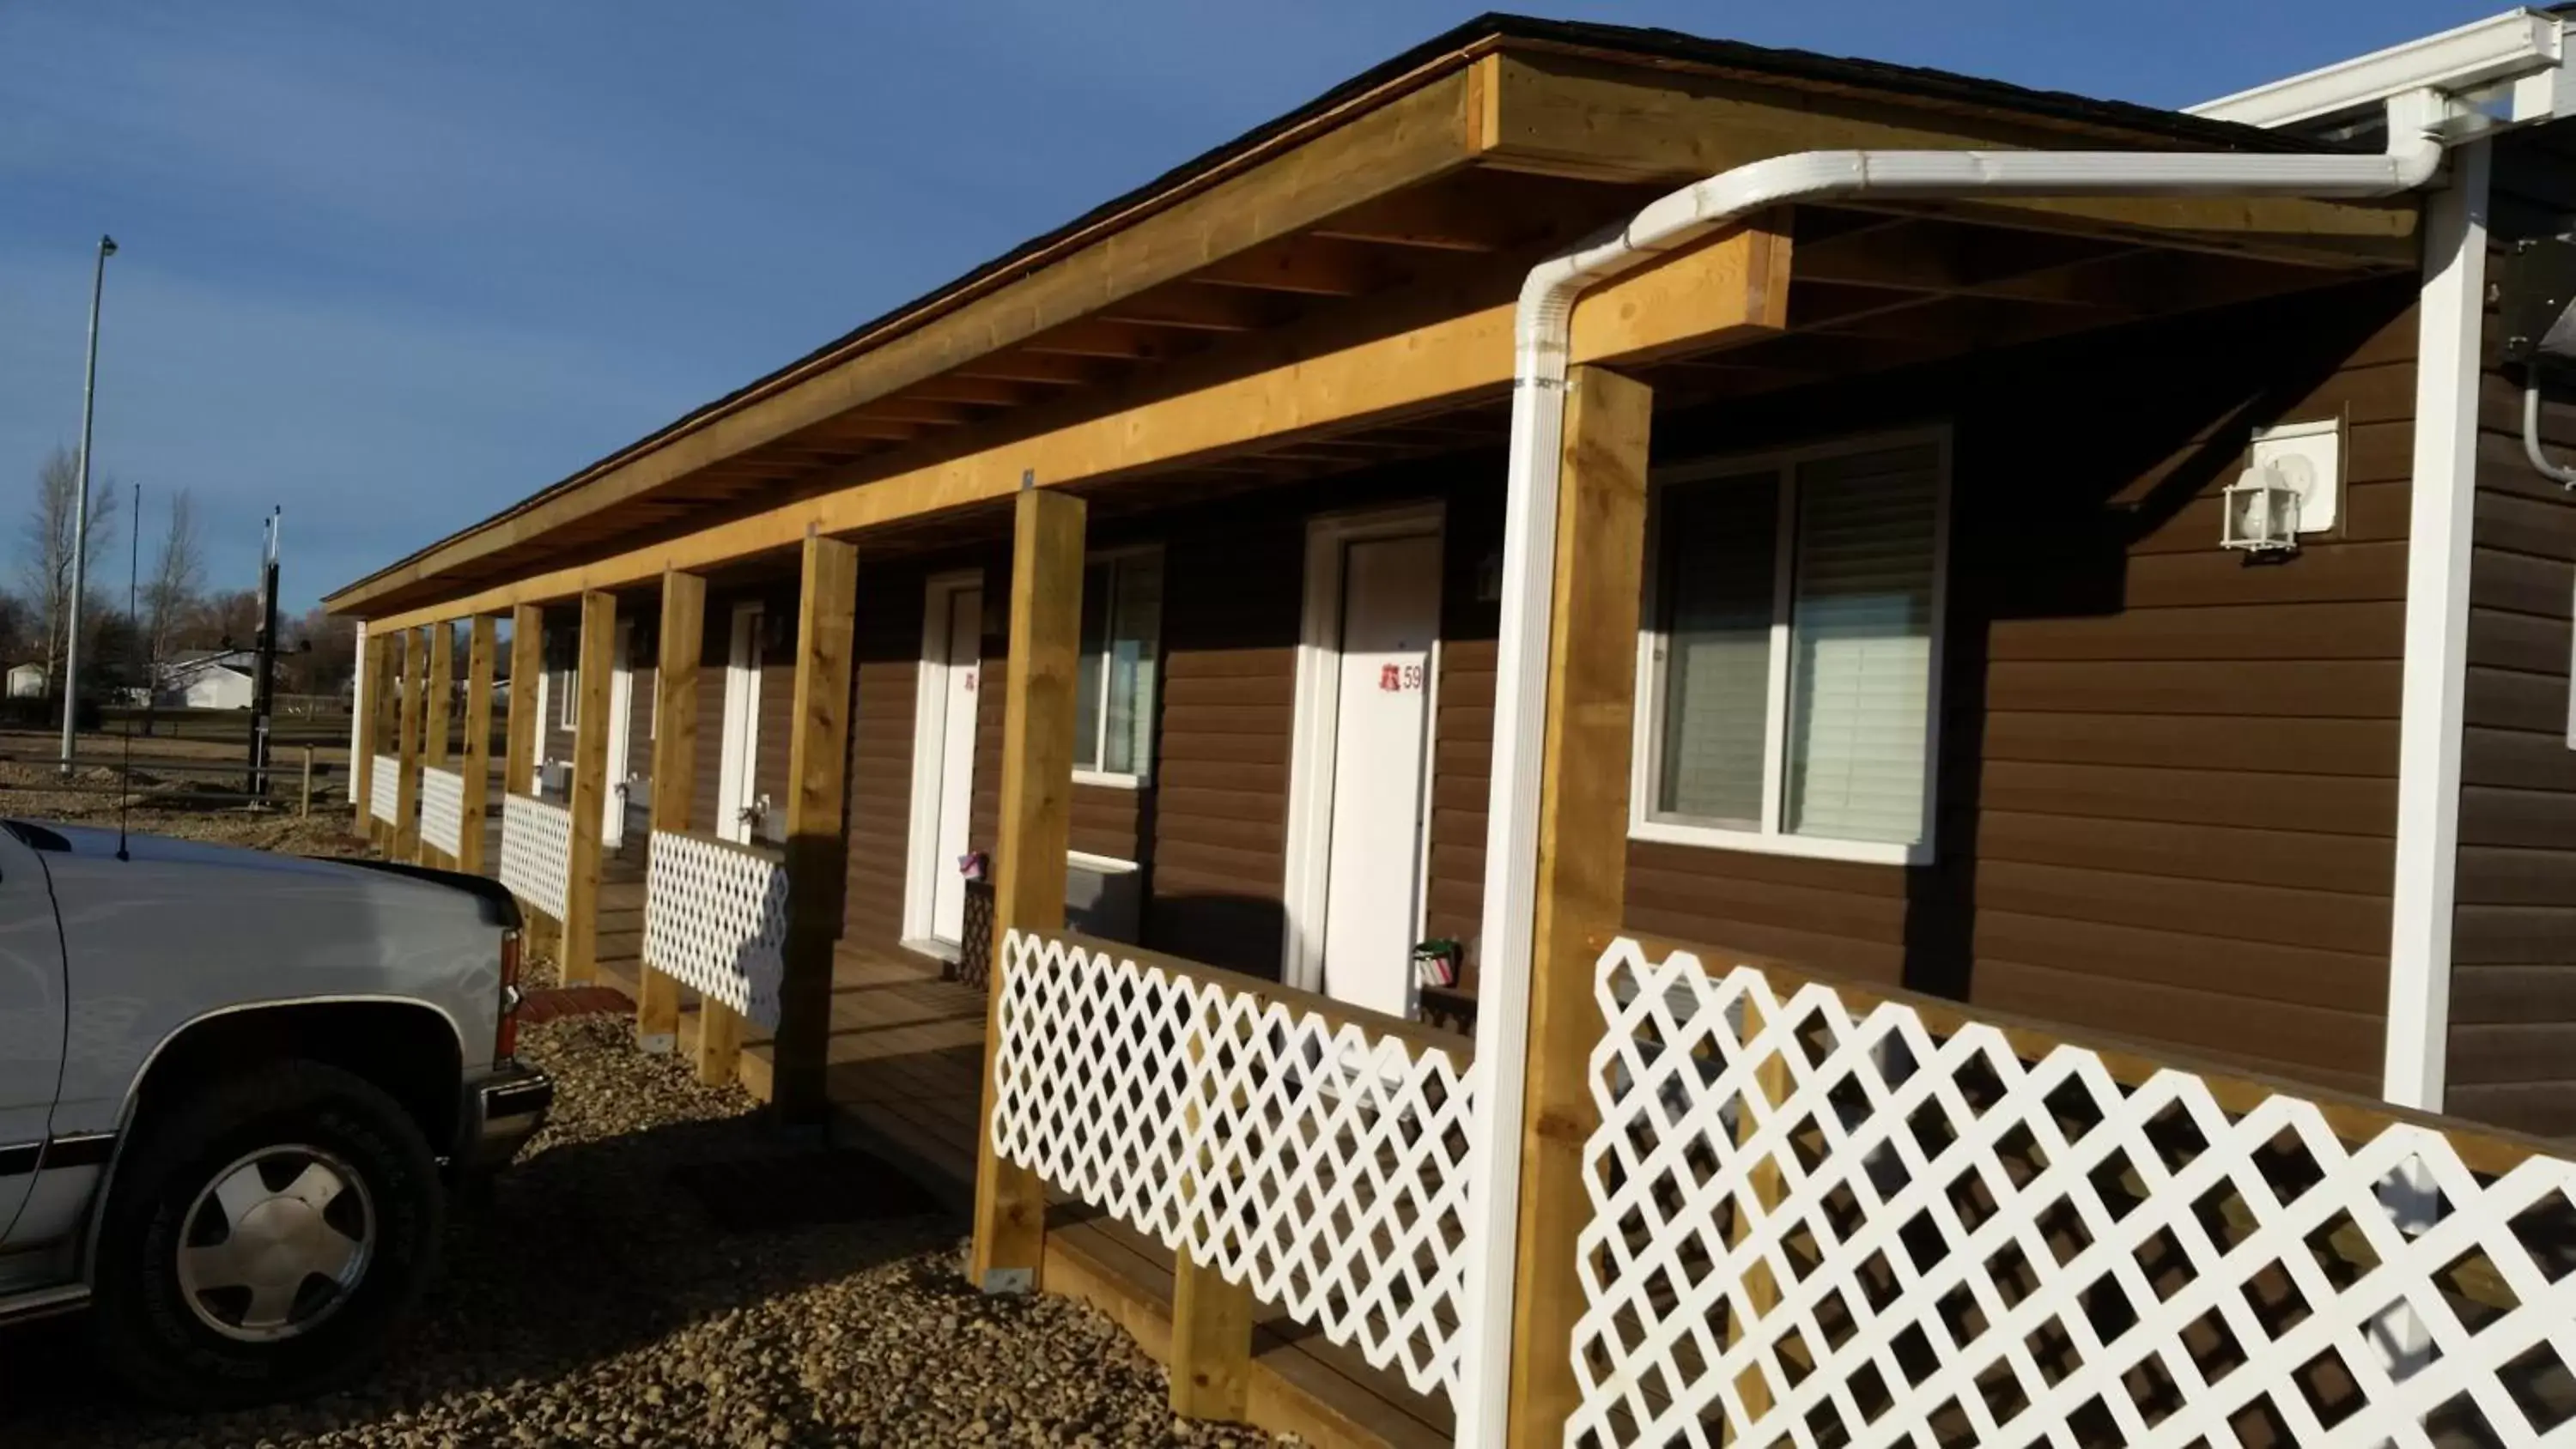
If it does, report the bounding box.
[2384,135,2493,1112]
[1455,90,2451,1446]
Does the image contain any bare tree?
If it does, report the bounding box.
[185,587,262,652]
[18,447,120,692]
[143,487,203,669]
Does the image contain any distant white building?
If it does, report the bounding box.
[5,664,44,700]
[156,651,259,711]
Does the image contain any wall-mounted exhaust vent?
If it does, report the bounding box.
[2500,235,2576,488]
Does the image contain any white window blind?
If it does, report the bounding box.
[1643,433,1945,860]
[1785,444,1941,843]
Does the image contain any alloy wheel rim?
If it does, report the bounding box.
[173,1143,375,1343]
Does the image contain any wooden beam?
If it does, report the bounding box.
[1170,1249,1255,1423]
[563,591,617,985]
[359,223,1786,630]
[353,632,386,841]
[1480,49,2419,269]
[1018,319,1195,361]
[394,627,427,863]
[1190,234,1396,295]
[420,621,454,867]
[969,487,1086,1294]
[898,377,1039,407]
[502,604,543,803]
[1505,363,1651,1449]
[424,621,454,773]
[323,63,1489,617]
[637,571,704,1055]
[1097,286,1292,332]
[458,615,496,876]
[949,352,1103,386]
[772,533,859,1120]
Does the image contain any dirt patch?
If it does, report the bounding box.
[0,759,367,858]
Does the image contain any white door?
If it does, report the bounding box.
[927,586,983,945]
[529,670,549,793]
[604,620,635,846]
[716,604,764,845]
[1317,534,1438,1018]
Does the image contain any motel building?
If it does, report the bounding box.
[337,14,2576,1446]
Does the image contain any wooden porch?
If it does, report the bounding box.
[574,934,1455,1448]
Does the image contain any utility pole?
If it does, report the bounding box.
[59,233,116,776]
[246,508,282,799]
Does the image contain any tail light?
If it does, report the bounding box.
[496,928,524,1060]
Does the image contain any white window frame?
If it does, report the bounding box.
[1630,426,1952,868]
[1071,544,1165,790]
[557,658,579,731]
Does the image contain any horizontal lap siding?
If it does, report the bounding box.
[1146,505,1303,974]
[842,568,929,952]
[2449,321,2576,1136]
[690,600,726,834]
[1623,278,2417,1093]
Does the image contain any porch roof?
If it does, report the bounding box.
[327,14,2409,625]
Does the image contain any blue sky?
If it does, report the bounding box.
[0,1,2505,611]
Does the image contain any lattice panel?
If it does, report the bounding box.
[419,767,465,858]
[642,829,787,1030]
[368,752,398,825]
[990,930,1482,1404]
[1568,937,2576,1449]
[497,793,570,924]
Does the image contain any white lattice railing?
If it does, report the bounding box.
[1568,937,2576,1449]
[497,792,571,924]
[368,752,398,825]
[642,829,788,1030]
[991,930,1483,1404]
[419,766,465,858]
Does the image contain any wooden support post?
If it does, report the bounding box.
[563,591,617,985]
[1170,1250,1256,1421]
[458,616,497,875]
[394,627,427,862]
[422,622,454,865]
[353,634,386,840]
[969,486,1085,1294]
[1505,364,1653,1449]
[502,604,543,804]
[643,570,705,1056]
[300,744,315,818]
[772,534,859,1119]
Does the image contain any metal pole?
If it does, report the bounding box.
[59,234,115,776]
[300,743,314,817]
[246,507,281,798]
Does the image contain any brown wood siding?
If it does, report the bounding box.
[2448,312,2576,1136]
[690,600,726,834]
[1424,476,1504,978]
[1615,277,2421,1094]
[1146,503,1303,974]
[842,568,929,951]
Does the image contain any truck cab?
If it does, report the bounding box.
[0,820,548,1407]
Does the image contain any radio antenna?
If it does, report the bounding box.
[116,481,139,861]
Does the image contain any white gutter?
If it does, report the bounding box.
[1456,89,2451,1447]
[2191,9,2566,130]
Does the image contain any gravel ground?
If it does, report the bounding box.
[0,939,1288,1446]
[0,759,362,857]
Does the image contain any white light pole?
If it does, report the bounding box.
[60,233,115,774]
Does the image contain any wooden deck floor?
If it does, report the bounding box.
[801,945,1455,1449]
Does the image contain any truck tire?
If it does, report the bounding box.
[91,1060,444,1408]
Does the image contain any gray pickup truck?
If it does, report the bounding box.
[0,820,550,1407]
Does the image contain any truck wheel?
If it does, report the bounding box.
[92,1060,443,1408]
